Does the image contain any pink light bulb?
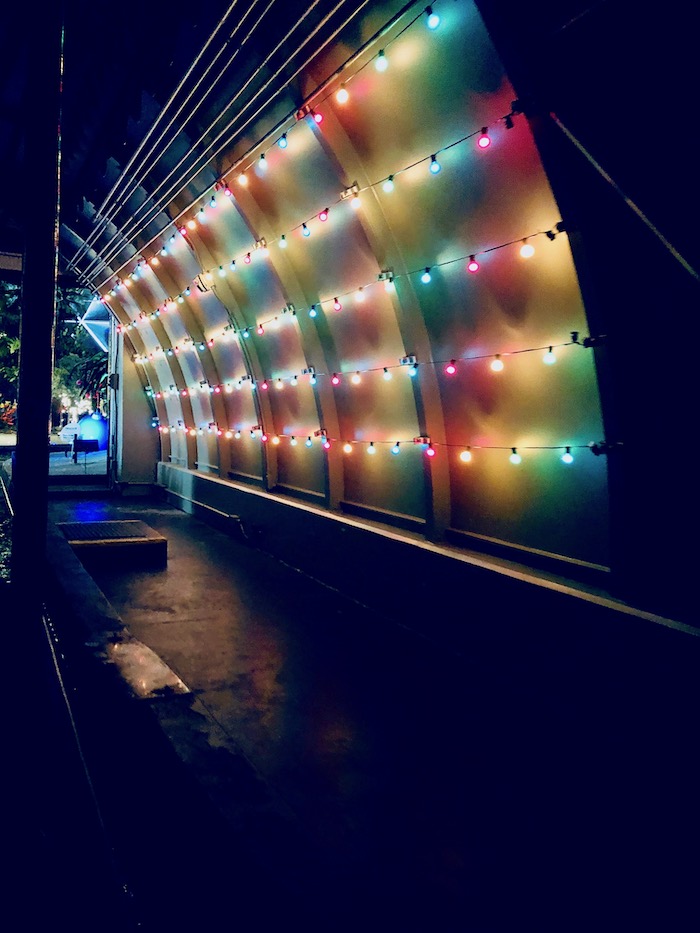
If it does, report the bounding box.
[477,127,491,149]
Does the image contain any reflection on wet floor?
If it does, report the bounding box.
[43,493,700,932]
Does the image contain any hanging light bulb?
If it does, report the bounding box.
[425,445,436,458]
[336,85,349,104]
[275,378,284,390]
[309,372,317,385]
[429,154,441,174]
[187,219,197,230]
[309,305,317,318]
[445,360,457,375]
[383,367,392,381]
[224,182,233,197]
[290,436,298,446]
[543,346,557,365]
[391,442,401,455]
[302,223,311,237]
[421,267,432,284]
[355,287,365,303]
[322,438,331,450]
[343,442,353,454]
[257,324,264,335]
[477,127,491,149]
[279,234,287,249]
[218,265,226,277]
[311,110,323,124]
[290,375,298,386]
[244,252,252,264]
[490,354,504,372]
[230,259,237,271]
[278,133,288,149]
[271,435,280,445]
[238,173,248,186]
[467,255,480,273]
[305,436,313,447]
[350,193,361,209]
[408,362,418,376]
[561,446,574,464]
[351,371,362,385]
[367,442,376,454]
[259,152,268,171]
[509,447,522,464]
[520,239,535,259]
[333,297,342,311]
[382,175,395,193]
[209,195,217,208]
[425,6,440,28]
[318,208,329,222]
[459,448,473,463]
[331,373,341,385]
[375,50,388,72]
[260,379,269,390]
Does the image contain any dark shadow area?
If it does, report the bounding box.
[18,489,697,932]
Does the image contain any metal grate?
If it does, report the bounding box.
[58,520,165,544]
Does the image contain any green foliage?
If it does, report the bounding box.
[0,281,21,406]
[0,277,108,427]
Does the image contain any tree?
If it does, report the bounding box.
[0,275,107,431]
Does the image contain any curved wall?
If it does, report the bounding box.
[102,0,609,570]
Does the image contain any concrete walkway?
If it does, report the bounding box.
[28,489,700,932]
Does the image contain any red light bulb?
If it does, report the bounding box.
[467,255,480,273]
[477,127,491,149]
[445,360,457,375]
[331,373,340,385]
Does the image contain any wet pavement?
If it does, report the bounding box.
[20,489,700,931]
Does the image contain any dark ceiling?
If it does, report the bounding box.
[1,1,696,286]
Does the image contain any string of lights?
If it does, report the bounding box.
[86,0,381,279]
[135,332,599,383]
[89,0,453,287]
[111,216,560,346]
[101,109,528,304]
[155,422,607,466]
